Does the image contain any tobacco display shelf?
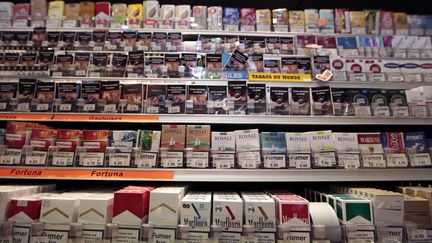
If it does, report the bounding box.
[0,76,428,90]
[0,113,431,125]
[0,166,431,182]
[0,27,389,38]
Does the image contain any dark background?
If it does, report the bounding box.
[13,0,432,15]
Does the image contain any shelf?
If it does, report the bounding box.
[0,76,427,90]
[0,167,430,182]
[0,113,431,125]
[0,27,371,37]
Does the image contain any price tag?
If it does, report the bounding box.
[373,106,390,117]
[30,236,49,243]
[108,153,130,167]
[126,104,140,111]
[313,152,336,167]
[89,72,101,77]
[106,44,117,50]
[263,154,286,168]
[146,106,159,114]
[282,232,311,242]
[370,73,386,82]
[36,103,49,111]
[0,102,6,110]
[339,154,361,169]
[59,103,72,111]
[128,73,139,78]
[225,25,239,31]
[405,73,423,83]
[393,49,407,58]
[288,154,311,168]
[104,104,117,112]
[386,153,408,167]
[93,46,103,51]
[52,153,74,166]
[152,45,162,51]
[350,73,367,82]
[410,229,429,241]
[82,153,105,167]
[52,72,63,77]
[213,153,235,169]
[187,152,209,168]
[393,107,409,117]
[136,152,158,168]
[25,152,47,165]
[388,73,405,82]
[0,155,16,165]
[410,153,432,167]
[380,227,403,242]
[76,70,86,76]
[17,102,30,111]
[42,230,69,243]
[161,152,183,168]
[347,231,374,243]
[362,154,386,168]
[238,151,261,168]
[241,25,255,32]
[168,106,180,113]
[354,106,371,117]
[124,46,133,52]
[83,103,96,111]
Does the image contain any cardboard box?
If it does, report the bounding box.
[335,196,373,224]
[78,193,114,224]
[404,195,431,224]
[271,193,309,226]
[40,193,81,223]
[213,192,243,232]
[113,186,154,225]
[181,192,212,232]
[241,192,276,232]
[149,186,186,227]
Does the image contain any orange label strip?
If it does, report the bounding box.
[52,114,159,122]
[0,113,54,121]
[0,168,173,180]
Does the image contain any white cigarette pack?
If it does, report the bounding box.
[241,192,276,232]
[78,193,114,224]
[0,185,39,221]
[285,132,311,153]
[181,192,212,232]
[332,133,359,152]
[307,130,335,152]
[40,193,81,223]
[235,129,260,151]
[149,186,186,227]
[213,192,243,232]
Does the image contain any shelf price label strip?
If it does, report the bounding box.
[0,113,159,122]
[0,168,173,180]
[0,113,54,121]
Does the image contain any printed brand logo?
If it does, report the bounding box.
[401,63,419,69]
[359,136,380,144]
[421,63,432,69]
[332,60,344,70]
[384,63,400,69]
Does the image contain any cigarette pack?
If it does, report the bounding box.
[161,125,186,150]
[31,0,47,21]
[345,58,365,73]
[181,192,212,232]
[408,15,424,35]
[241,192,276,232]
[143,0,159,20]
[335,9,350,33]
[313,56,330,76]
[365,10,380,35]
[79,2,95,19]
[109,130,137,149]
[308,130,335,152]
[208,86,228,115]
[81,81,100,113]
[358,133,384,154]
[289,11,305,32]
[256,9,271,31]
[8,194,43,223]
[403,132,428,153]
[65,3,80,20]
[235,129,260,152]
[260,132,286,154]
[146,85,166,114]
[14,3,30,20]
[305,9,319,33]
[333,133,359,152]
[95,2,111,27]
[0,82,16,111]
[350,11,366,34]
[240,8,255,31]
[319,9,335,33]
[78,193,113,224]
[211,132,236,152]
[111,4,127,26]
[271,193,309,226]
[16,79,36,112]
[137,130,161,151]
[272,8,289,31]
[290,87,311,115]
[82,130,110,153]
[187,85,208,114]
[48,1,64,18]
[192,6,207,29]
[40,194,81,223]
[149,187,186,227]
[175,5,191,28]
[335,196,373,224]
[228,81,247,114]
[113,186,154,225]
[264,57,280,73]
[394,12,409,35]
[269,87,289,115]
[223,7,240,31]
[55,129,82,154]
[247,83,266,114]
[311,86,333,116]
[207,6,223,30]
[381,132,405,154]
[100,81,120,112]
[127,4,143,25]
[380,11,394,35]
[0,2,14,20]
[213,192,243,232]
[186,125,211,151]
[1,186,40,221]
[29,128,57,152]
[122,83,143,113]
[297,57,312,74]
